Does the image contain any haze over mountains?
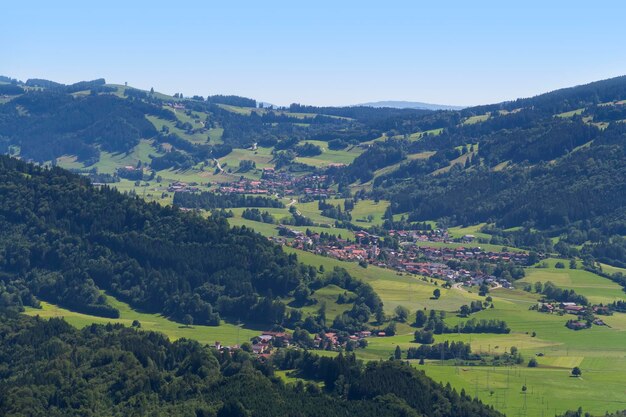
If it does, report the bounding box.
[358,100,465,111]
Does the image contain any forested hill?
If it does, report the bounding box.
[0,155,318,324]
[0,312,503,417]
[340,76,626,267]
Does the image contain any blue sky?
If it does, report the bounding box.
[2,1,625,106]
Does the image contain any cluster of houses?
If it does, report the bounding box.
[538,301,586,315]
[215,171,335,197]
[211,329,380,358]
[280,228,518,288]
[403,246,530,265]
[314,330,374,350]
[219,179,271,195]
[211,331,293,359]
[388,229,449,242]
[537,301,608,329]
[168,181,199,193]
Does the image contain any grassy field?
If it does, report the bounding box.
[351,199,390,226]
[424,363,626,417]
[462,114,490,125]
[299,284,355,318]
[448,223,492,240]
[19,223,626,417]
[56,155,86,170]
[520,258,625,305]
[295,141,364,168]
[556,108,585,118]
[225,214,356,240]
[599,262,626,276]
[419,286,626,416]
[347,260,626,417]
[24,294,260,346]
[219,146,275,172]
[284,247,478,314]
[408,128,444,141]
[90,139,162,174]
[146,115,210,145]
[431,147,479,175]
[295,200,339,225]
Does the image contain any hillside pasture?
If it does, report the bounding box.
[294,141,364,168]
[520,259,625,305]
[24,295,260,346]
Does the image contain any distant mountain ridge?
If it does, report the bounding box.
[358,100,465,111]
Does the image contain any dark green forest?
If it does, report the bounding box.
[0,155,383,329]
[0,312,503,417]
[0,154,304,322]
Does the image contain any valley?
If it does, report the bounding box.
[2,75,626,417]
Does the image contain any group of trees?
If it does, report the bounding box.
[0,156,315,325]
[407,341,475,360]
[270,348,503,417]
[541,281,589,306]
[174,192,284,210]
[242,208,275,224]
[0,313,504,417]
[414,309,509,335]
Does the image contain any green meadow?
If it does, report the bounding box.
[520,258,625,305]
[19,237,626,417]
[462,114,490,125]
[447,223,492,240]
[283,247,477,314]
[295,141,364,167]
[24,294,260,346]
[350,199,390,226]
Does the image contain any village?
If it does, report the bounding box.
[276,227,528,288]
[211,328,380,358]
[218,169,336,198]
[535,301,610,330]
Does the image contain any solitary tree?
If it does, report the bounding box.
[183,314,194,328]
[394,345,402,360]
[433,289,441,299]
[415,310,427,327]
[571,366,582,377]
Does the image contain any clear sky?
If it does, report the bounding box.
[2,1,625,106]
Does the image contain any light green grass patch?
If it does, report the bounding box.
[448,223,491,240]
[556,108,585,118]
[351,199,390,226]
[299,285,355,318]
[24,295,260,346]
[90,139,162,174]
[56,155,85,170]
[520,260,625,305]
[462,114,490,125]
[295,141,364,168]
